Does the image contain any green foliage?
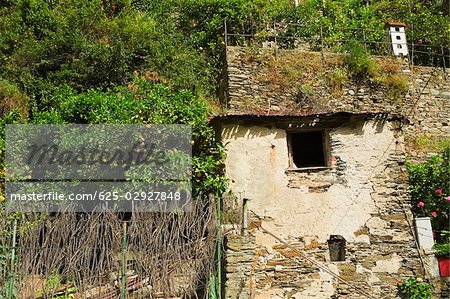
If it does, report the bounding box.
[407,147,450,243]
[344,40,380,80]
[434,242,450,257]
[343,40,408,98]
[32,79,228,197]
[385,74,409,99]
[328,66,349,96]
[0,0,211,100]
[0,244,10,268]
[398,277,432,299]
[1,0,449,103]
[0,79,28,117]
[0,110,25,206]
[174,0,291,84]
[373,0,449,46]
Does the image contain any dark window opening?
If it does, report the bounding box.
[397,44,402,49]
[395,27,400,32]
[328,235,346,261]
[396,35,401,40]
[289,131,326,168]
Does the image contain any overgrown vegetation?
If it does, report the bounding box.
[434,242,450,257]
[405,134,450,155]
[344,40,409,99]
[253,42,408,106]
[398,277,432,299]
[0,78,226,296]
[1,77,227,198]
[1,0,449,116]
[0,0,448,296]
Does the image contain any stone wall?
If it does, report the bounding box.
[224,233,256,299]
[217,116,425,298]
[224,46,450,153]
[220,46,450,298]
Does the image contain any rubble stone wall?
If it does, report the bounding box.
[225,46,450,150]
[220,119,423,298]
[221,47,450,298]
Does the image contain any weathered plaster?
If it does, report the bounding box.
[222,120,396,243]
[221,46,450,298]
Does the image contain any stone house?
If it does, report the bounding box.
[212,47,450,298]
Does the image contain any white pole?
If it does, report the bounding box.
[294,0,298,7]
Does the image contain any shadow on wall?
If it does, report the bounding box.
[334,118,387,136]
[222,118,388,141]
[221,124,285,141]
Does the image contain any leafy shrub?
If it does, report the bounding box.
[405,134,450,155]
[408,147,450,243]
[385,74,409,99]
[0,110,24,206]
[398,277,432,299]
[344,40,380,80]
[343,41,408,98]
[32,78,228,197]
[0,1,212,98]
[0,79,28,118]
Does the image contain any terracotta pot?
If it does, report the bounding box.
[437,256,450,277]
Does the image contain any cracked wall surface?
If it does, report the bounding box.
[220,46,450,298]
[220,117,422,298]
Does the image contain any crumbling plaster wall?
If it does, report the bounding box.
[221,118,422,298]
[222,46,449,298]
[225,46,450,148]
[223,119,396,243]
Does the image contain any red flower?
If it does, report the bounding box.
[436,189,443,195]
[431,211,437,217]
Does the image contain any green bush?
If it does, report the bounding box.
[385,74,409,99]
[32,78,228,197]
[0,0,212,98]
[328,67,348,96]
[344,40,380,80]
[398,277,432,299]
[0,79,28,117]
[434,243,450,257]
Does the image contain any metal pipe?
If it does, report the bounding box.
[242,198,248,236]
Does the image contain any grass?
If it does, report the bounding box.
[240,43,410,113]
[344,41,409,100]
[405,134,450,154]
[328,66,349,97]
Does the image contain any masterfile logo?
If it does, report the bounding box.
[5,124,192,212]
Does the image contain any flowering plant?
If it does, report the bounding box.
[408,147,450,243]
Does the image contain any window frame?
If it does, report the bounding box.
[286,129,330,171]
